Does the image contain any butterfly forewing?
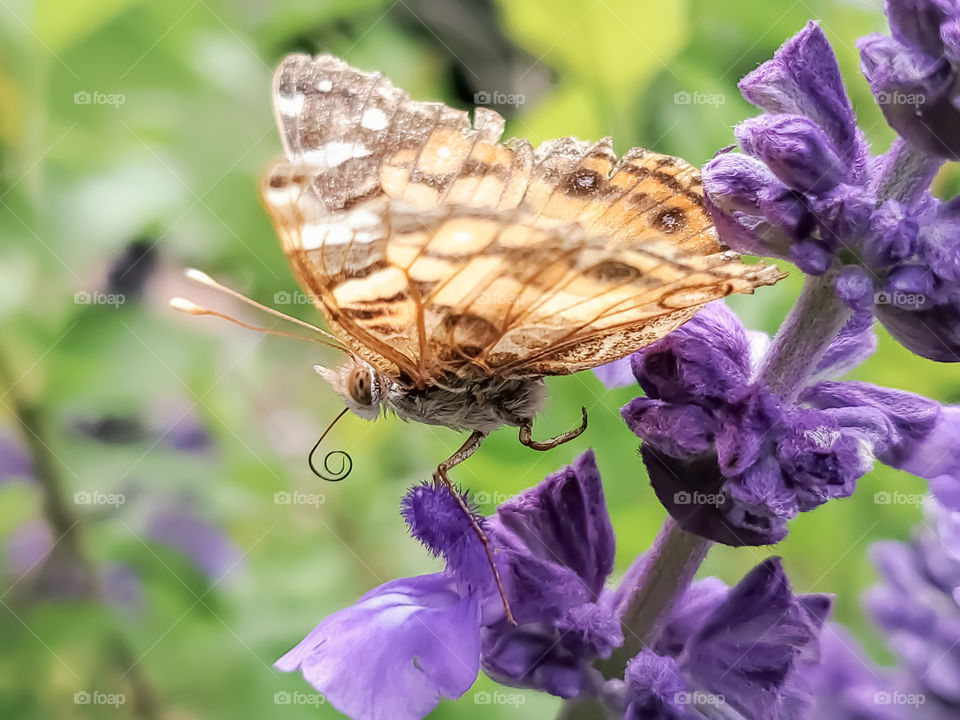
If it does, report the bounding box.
[261,54,784,384]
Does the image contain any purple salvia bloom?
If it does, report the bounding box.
[625,301,960,544]
[146,506,242,581]
[674,558,831,720]
[619,558,830,719]
[0,433,32,484]
[277,451,620,716]
[704,20,960,362]
[482,451,621,697]
[803,625,902,720]
[275,573,482,720]
[805,498,960,719]
[859,0,960,159]
[865,499,960,712]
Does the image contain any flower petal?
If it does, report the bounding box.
[494,450,614,599]
[276,574,481,720]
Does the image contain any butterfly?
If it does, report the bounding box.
[176,54,784,621]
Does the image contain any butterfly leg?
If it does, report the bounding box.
[433,431,516,625]
[518,406,588,451]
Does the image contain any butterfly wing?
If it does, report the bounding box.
[261,54,784,383]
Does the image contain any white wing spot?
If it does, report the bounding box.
[317,79,333,92]
[361,107,388,131]
[304,141,373,168]
[275,93,304,116]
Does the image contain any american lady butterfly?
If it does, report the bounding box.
[177,54,784,620]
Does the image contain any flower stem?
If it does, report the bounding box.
[757,272,851,400]
[556,518,711,720]
[605,518,711,670]
[874,137,942,205]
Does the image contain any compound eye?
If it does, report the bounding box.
[347,366,374,406]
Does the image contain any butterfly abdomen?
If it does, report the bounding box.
[385,376,546,434]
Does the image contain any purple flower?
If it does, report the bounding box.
[703,20,960,362]
[624,301,960,544]
[277,451,621,717]
[620,558,830,719]
[0,433,32,484]
[803,497,960,719]
[865,499,960,711]
[860,0,960,160]
[146,506,242,581]
[276,573,482,720]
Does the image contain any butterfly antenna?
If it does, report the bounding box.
[179,269,351,352]
[308,407,353,482]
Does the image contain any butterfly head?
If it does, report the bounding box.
[314,360,384,421]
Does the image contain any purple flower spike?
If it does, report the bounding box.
[680,558,831,719]
[706,16,960,362]
[863,498,960,714]
[482,451,622,697]
[739,22,867,171]
[860,0,960,159]
[276,574,481,720]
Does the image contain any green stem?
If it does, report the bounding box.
[756,272,851,400]
[0,348,159,720]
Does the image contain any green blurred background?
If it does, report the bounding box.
[1,0,958,718]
